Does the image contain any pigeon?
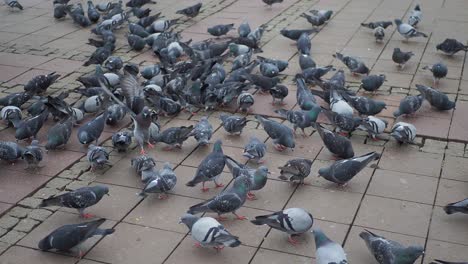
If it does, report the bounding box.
[153,125,194,150]
[275,107,321,135]
[22,140,43,169]
[180,214,241,250]
[129,23,149,38]
[374,26,385,41]
[393,94,424,117]
[360,74,385,92]
[259,62,279,77]
[186,140,226,191]
[5,0,23,10]
[342,94,387,115]
[302,65,335,83]
[45,117,73,150]
[257,56,288,72]
[269,84,289,105]
[189,116,213,146]
[111,131,132,152]
[225,157,269,200]
[138,13,162,28]
[316,124,354,159]
[238,21,251,38]
[237,92,255,112]
[443,198,468,215]
[436,38,468,55]
[330,90,354,117]
[243,137,267,163]
[392,48,414,69]
[297,32,311,55]
[422,62,448,85]
[80,95,104,114]
[24,72,61,95]
[207,23,234,37]
[106,104,127,126]
[1,106,22,127]
[333,52,369,75]
[40,185,109,218]
[278,158,312,185]
[319,152,380,185]
[280,28,317,41]
[408,4,422,27]
[0,92,32,107]
[309,9,333,21]
[87,144,110,171]
[251,208,314,245]
[0,141,24,162]
[220,114,249,135]
[127,34,146,51]
[300,12,326,27]
[132,7,150,18]
[140,64,161,79]
[131,155,157,182]
[394,19,427,41]
[321,108,362,134]
[242,74,279,94]
[139,162,177,199]
[125,0,155,7]
[430,260,468,264]
[87,1,100,23]
[361,21,393,29]
[228,43,251,56]
[232,52,252,71]
[54,3,67,19]
[15,110,49,141]
[38,218,114,257]
[360,229,424,264]
[313,228,348,264]
[255,115,295,151]
[83,42,113,66]
[77,111,108,144]
[358,116,388,140]
[296,74,317,110]
[187,176,251,220]
[415,84,455,111]
[65,4,91,27]
[103,56,123,72]
[176,2,202,18]
[262,0,283,6]
[391,122,417,144]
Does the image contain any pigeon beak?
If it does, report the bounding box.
[106,193,111,196]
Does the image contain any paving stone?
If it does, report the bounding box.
[0,246,76,264]
[424,239,468,263]
[7,207,32,219]
[32,187,61,199]
[45,177,72,189]
[421,139,447,154]
[429,206,468,245]
[442,155,468,182]
[0,215,19,230]
[65,180,91,191]
[18,197,43,209]
[28,209,53,221]
[0,230,27,244]
[13,218,40,233]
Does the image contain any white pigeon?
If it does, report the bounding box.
[358,116,388,140]
[408,4,422,27]
[330,90,353,117]
[313,228,348,264]
[394,19,427,41]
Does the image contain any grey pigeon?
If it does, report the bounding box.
[87,144,109,171]
[132,106,157,154]
[395,19,427,41]
[300,12,326,27]
[259,62,279,77]
[262,0,283,6]
[128,34,146,51]
[180,214,241,250]
[251,208,313,245]
[237,92,254,112]
[220,114,249,135]
[242,73,279,94]
[5,0,23,10]
[103,56,123,72]
[303,65,335,83]
[45,117,73,150]
[330,90,354,117]
[83,42,113,66]
[15,110,48,141]
[238,21,251,38]
[392,48,414,69]
[131,155,157,182]
[111,131,132,152]
[138,13,162,27]
[139,162,177,199]
[243,137,266,163]
[140,64,161,79]
[275,108,321,135]
[0,92,32,107]
[309,9,333,21]
[38,218,114,257]
[333,52,369,75]
[342,94,387,115]
[278,158,312,185]
[319,152,380,185]
[443,198,468,215]
[106,104,127,126]
[423,62,448,85]
[360,74,385,92]
[416,84,455,110]
[321,108,362,134]
[269,84,289,105]
[24,72,60,95]
[65,4,91,27]
[129,23,149,38]
[393,94,424,117]
[361,21,393,29]
[186,140,226,191]
[299,54,316,70]
[255,115,295,151]
[87,1,100,22]
[408,4,422,27]
[132,7,150,18]
[1,106,22,127]
[190,116,213,146]
[257,56,288,72]
[225,157,269,200]
[297,32,311,55]
[374,26,385,42]
[207,23,234,37]
[176,2,202,18]
[358,116,388,140]
[436,38,468,55]
[280,28,317,41]
[54,3,67,19]
[77,111,108,144]
[391,122,417,144]
[23,140,43,169]
[0,141,24,162]
[360,229,424,264]
[296,74,317,110]
[187,176,251,220]
[228,43,251,56]
[80,95,104,114]
[153,125,193,150]
[40,185,109,218]
[125,0,155,7]
[313,228,348,264]
[316,124,354,159]
[151,18,179,32]
[430,260,468,264]
[232,52,252,71]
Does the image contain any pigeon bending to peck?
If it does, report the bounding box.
[415,84,455,111]
[255,115,295,151]
[395,19,427,41]
[392,48,414,69]
[274,108,320,136]
[220,114,249,135]
[316,124,354,159]
[333,52,369,75]
[87,144,109,171]
[318,152,380,186]
[321,108,362,135]
[23,140,43,169]
[361,21,393,29]
[393,94,424,117]
[408,4,422,27]
[342,93,387,116]
[422,62,448,86]
[436,38,468,55]
[87,1,100,23]
[278,158,312,185]
[237,92,254,112]
[262,0,283,7]
[77,111,108,145]
[225,156,269,200]
[280,28,317,41]
[358,116,388,140]
[207,23,234,37]
[153,125,194,150]
[112,131,132,152]
[360,229,424,264]
[190,116,213,146]
[15,110,49,141]
[40,185,109,218]
[269,84,289,105]
[297,32,311,55]
[313,228,348,264]
[1,106,22,127]
[139,162,177,199]
[251,208,313,245]
[38,218,114,257]
[243,137,266,163]
[45,117,73,150]
[24,72,61,95]
[0,141,24,162]
[176,2,202,18]
[180,214,241,251]
[391,122,417,144]
[443,198,468,215]
[360,74,385,92]
[374,26,385,42]
[5,0,23,10]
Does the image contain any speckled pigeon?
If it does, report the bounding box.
[40,185,109,218]
[15,110,49,141]
[243,137,266,163]
[316,124,354,159]
[139,162,177,199]
[189,116,213,146]
[278,158,313,185]
[111,131,132,152]
[360,229,424,264]
[0,141,24,162]
[313,228,348,264]
[23,140,43,169]
[87,144,109,171]
[153,125,193,150]
[0,92,32,107]
[220,114,249,135]
[38,218,114,257]
[255,115,295,151]
[333,52,369,75]
[416,84,455,110]
[77,111,108,144]
[443,198,468,215]
[237,92,254,112]
[374,26,385,42]
[393,94,424,117]
[251,207,314,245]
[180,214,241,250]
[24,72,60,95]
[319,152,380,185]
[423,62,448,85]
[436,38,468,55]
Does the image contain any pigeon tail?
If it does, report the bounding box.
[187,201,209,214]
[442,204,458,214]
[250,215,276,225]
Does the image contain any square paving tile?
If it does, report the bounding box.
[0,65,29,82]
[251,248,312,264]
[435,179,468,207]
[86,222,184,264]
[424,239,468,263]
[241,179,296,212]
[442,155,468,182]
[0,52,51,68]
[35,58,84,74]
[449,101,468,142]
[182,144,244,170]
[0,246,77,264]
[379,146,443,177]
[355,195,432,237]
[211,128,269,149]
[0,168,50,204]
[0,202,12,215]
[429,206,468,245]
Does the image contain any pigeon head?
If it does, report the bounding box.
[38,236,53,250]
[318,167,331,178]
[281,134,295,149]
[91,185,110,198]
[212,139,223,152]
[179,213,199,229]
[394,19,402,26]
[123,63,139,76]
[312,228,332,248]
[436,43,442,50]
[255,166,270,179]
[375,100,387,110]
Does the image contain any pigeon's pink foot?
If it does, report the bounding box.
[158,194,168,200]
[233,213,247,220]
[80,213,95,219]
[257,159,265,164]
[163,146,174,151]
[280,101,287,106]
[216,215,228,221]
[214,182,224,188]
[147,142,155,149]
[288,236,300,245]
[214,245,224,252]
[274,144,285,151]
[194,242,202,248]
[140,149,146,155]
[201,187,209,192]
[247,192,256,200]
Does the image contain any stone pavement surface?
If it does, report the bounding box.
[0,0,468,263]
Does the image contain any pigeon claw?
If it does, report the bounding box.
[147,142,155,149]
[216,215,228,221]
[194,242,202,248]
[233,213,247,220]
[214,245,225,252]
[214,182,224,188]
[80,213,95,219]
[158,194,168,200]
[139,148,146,155]
[287,236,300,245]
[247,192,256,200]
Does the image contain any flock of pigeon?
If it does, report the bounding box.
[1,0,468,263]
